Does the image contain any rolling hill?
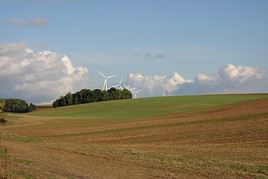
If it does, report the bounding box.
[1,94,268,178]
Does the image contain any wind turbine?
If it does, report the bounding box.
[112,77,123,90]
[97,70,116,91]
[133,89,142,99]
[123,84,142,99]
[123,83,136,91]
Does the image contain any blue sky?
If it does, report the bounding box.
[0,0,268,103]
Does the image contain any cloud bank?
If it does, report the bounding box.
[0,42,88,104]
[127,64,267,96]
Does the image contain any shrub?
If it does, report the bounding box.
[1,99,36,113]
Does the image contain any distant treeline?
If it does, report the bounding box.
[0,99,36,113]
[53,88,132,108]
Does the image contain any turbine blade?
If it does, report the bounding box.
[119,77,123,85]
[97,70,106,78]
[107,75,116,79]
[136,89,142,93]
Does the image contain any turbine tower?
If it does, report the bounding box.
[133,89,142,99]
[97,70,116,91]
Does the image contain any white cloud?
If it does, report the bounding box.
[190,64,266,93]
[0,42,88,104]
[127,64,267,96]
[127,73,191,96]
[218,64,264,84]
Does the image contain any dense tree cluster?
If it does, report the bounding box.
[52,88,132,108]
[0,99,36,113]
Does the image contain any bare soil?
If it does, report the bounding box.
[1,98,268,178]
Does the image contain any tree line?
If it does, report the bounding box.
[52,88,132,108]
[0,99,36,113]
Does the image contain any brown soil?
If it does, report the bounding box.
[1,98,268,178]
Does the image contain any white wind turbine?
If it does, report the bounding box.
[112,77,123,90]
[133,89,142,99]
[123,83,136,91]
[97,70,116,91]
[123,84,142,99]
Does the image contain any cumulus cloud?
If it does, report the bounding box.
[177,64,267,94]
[127,73,191,96]
[127,64,267,96]
[8,17,48,26]
[0,42,88,104]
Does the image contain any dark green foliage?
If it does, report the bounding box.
[122,89,132,99]
[1,99,36,113]
[93,89,105,102]
[53,88,132,108]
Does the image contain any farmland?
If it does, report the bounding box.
[1,94,268,178]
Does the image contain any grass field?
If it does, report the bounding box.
[1,94,268,178]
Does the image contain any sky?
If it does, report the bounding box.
[0,0,268,104]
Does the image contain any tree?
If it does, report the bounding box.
[65,93,73,105]
[92,89,104,102]
[107,88,120,100]
[28,103,37,112]
[122,89,132,99]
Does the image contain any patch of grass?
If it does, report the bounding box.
[0,147,7,159]
[96,145,268,177]
[17,159,33,166]
[76,144,268,178]
[228,162,268,176]
[11,171,34,179]
[4,134,42,143]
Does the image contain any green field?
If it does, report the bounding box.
[31,94,267,119]
[1,94,268,178]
